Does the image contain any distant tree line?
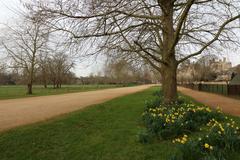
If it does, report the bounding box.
[0,64,18,85]
[1,54,158,91]
[78,59,159,85]
[0,55,76,88]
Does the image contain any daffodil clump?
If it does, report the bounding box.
[172,135,188,144]
[204,118,240,151]
[142,98,223,139]
[172,118,240,160]
[140,91,240,160]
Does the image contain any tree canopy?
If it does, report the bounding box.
[26,0,240,102]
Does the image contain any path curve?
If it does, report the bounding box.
[178,87,240,116]
[0,85,154,132]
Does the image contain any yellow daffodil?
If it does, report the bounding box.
[204,143,210,149]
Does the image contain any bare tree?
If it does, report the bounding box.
[2,16,49,94]
[46,52,74,88]
[38,53,50,88]
[104,59,136,84]
[193,55,218,81]
[104,59,155,84]
[27,0,240,103]
[0,62,7,84]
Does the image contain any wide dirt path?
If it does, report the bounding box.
[0,85,154,132]
[178,87,240,116]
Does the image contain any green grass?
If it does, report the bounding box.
[0,87,239,160]
[0,87,176,160]
[0,84,128,100]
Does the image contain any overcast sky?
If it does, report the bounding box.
[0,0,105,77]
[0,0,239,77]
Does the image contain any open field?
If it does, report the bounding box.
[0,84,131,100]
[0,87,239,160]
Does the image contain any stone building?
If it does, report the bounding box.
[178,57,233,82]
[210,57,232,74]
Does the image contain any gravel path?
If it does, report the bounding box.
[178,87,240,116]
[0,85,154,132]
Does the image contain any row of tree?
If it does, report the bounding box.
[75,59,159,85]
[37,53,75,89]
[0,55,75,88]
[1,0,240,103]
[103,59,159,84]
[23,0,240,103]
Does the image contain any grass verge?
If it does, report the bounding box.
[0,84,131,100]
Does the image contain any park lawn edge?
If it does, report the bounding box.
[0,84,136,100]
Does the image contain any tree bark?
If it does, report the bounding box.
[160,1,178,104]
[161,63,177,104]
[27,67,34,95]
[27,83,33,95]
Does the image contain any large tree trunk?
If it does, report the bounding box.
[28,53,35,95]
[160,1,178,104]
[27,68,34,95]
[27,83,33,95]
[161,64,177,104]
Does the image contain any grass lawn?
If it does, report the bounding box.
[0,87,239,160]
[0,84,128,100]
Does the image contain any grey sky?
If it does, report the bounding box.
[0,0,239,77]
[0,0,105,77]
